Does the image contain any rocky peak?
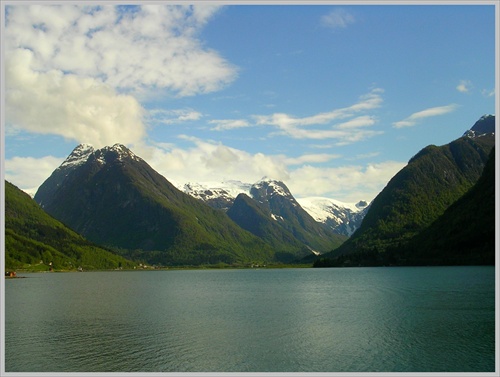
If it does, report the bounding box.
[251,177,294,201]
[59,144,95,169]
[463,114,495,138]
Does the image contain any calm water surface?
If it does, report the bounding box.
[4,266,496,372]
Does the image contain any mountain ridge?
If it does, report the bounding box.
[179,178,368,237]
[34,144,276,266]
[315,114,495,266]
[5,180,136,270]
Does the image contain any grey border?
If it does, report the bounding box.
[0,1,498,376]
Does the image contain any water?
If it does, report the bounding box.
[4,266,496,372]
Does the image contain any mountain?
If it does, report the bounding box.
[462,114,495,138]
[5,180,135,271]
[316,115,495,266]
[296,197,370,236]
[246,178,346,253]
[34,144,275,266]
[227,193,311,262]
[182,182,237,211]
[180,177,347,255]
[401,147,495,265]
[181,178,367,237]
[35,143,95,205]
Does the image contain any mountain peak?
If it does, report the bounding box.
[86,144,143,165]
[256,176,280,184]
[251,178,293,200]
[59,144,95,169]
[463,114,495,138]
[59,143,141,170]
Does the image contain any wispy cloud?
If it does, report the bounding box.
[346,152,381,161]
[253,89,384,145]
[392,104,459,128]
[283,153,341,166]
[149,108,203,125]
[321,8,355,29]
[482,88,495,97]
[209,119,250,131]
[456,80,472,93]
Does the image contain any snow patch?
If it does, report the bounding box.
[59,144,94,169]
[297,196,370,236]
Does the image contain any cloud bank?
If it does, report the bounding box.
[4,5,407,203]
[4,4,236,148]
[133,137,404,202]
[6,49,146,149]
[5,4,236,95]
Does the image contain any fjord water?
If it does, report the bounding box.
[5,267,495,372]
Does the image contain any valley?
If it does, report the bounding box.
[4,115,496,270]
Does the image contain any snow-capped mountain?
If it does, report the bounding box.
[35,143,145,208]
[229,178,346,254]
[182,183,235,210]
[58,143,143,171]
[34,144,96,205]
[34,143,275,265]
[181,177,369,237]
[463,114,495,138]
[181,180,252,210]
[297,197,370,237]
[59,143,95,169]
[250,177,299,206]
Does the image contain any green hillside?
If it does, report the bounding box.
[314,131,494,267]
[227,193,313,262]
[5,181,136,271]
[34,145,275,266]
[401,147,495,265]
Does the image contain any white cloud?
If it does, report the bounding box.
[482,88,495,97]
[5,135,404,204]
[336,116,376,129]
[4,4,235,149]
[133,138,290,188]
[321,8,355,29]
[209,119,251,131]
[283,153,341,165]
[148,108,203,125]
[5,156,65,196]
[253,89,384,145]
[5,4,236,96]
[134,137,406,202]
[133,138,402,202]
[5,49,146,149]
[456,80,472,93]
[288,160,407,202]
[392,104,459,128]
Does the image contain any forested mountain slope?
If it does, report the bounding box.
[5,181,135,270]
[315,115,495,266]
[34,144,275,266]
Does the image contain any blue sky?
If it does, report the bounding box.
[3,3,497,202]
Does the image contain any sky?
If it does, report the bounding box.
[2,3,497,203]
